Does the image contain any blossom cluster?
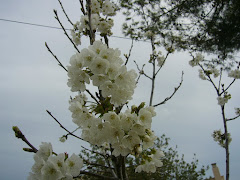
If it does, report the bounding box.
[71,0,117,44]
[28,142,83,180]
[135,149,164,173]
[228,69,240,79]
[198,67,220,80]
[217,93,231,106]
[69,94,160,157]
[67,40,137,106]
[189,53,204,67]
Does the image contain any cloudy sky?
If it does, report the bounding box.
[1,0,240,179]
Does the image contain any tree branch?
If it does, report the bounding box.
[45,42,68,72]
[124,39,134,66]
[46,110,84,141]
[79,170,118,179]
[226,114,240,121]
[134,60,151,80]
[12,126,38,153]
[153,71,184,107]
[81,145,107,157]
[53,10,80,53]
[220,79,236,96]
[86,89,100,105]
[79,0,86,15]
[155,52,170,76]
[58,0,74,26]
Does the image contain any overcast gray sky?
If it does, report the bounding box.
[1,0,240,179]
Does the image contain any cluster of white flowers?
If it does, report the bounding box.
[71,0,117,44]
[66,0,164,175]
[189,53,204,67]
[217,96,228,106]
[67,40,137,106]
[135,149,164,173]
[28,142,83,180]
[198,69,207,80]
[228,69,240,79]
[69,94,161,157]
[217,93,231,106]
[198,66,220,80]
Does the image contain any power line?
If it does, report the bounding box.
[0,18,68,30]
[0,18,136,41]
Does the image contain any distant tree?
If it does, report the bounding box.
[80,134,209,180]
[120,0,240,61]
[120,1,240,180]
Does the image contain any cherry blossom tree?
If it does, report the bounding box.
[12,0,184,179]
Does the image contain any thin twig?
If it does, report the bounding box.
[134,60,152,80]
[79,170,118,179]
[53,10,80,53]
[82,158,114,170]
[199,64,219,94]
[226,114,240,121]
[218,68,223,94]
[46,110,84,141]
[124,39,134,66]
[155,52,170,76]
[86,89,100,104]
[81,145,106,157]
[220,79,236,96]
[45,42,68,72]
[79,0,86,15]
[153,71,184,107]
[86,0,95,45]
[135,64,145,84]
[12,126,38,153]
[58,0,74,26]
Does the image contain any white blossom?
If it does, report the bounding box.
[228,69,240,79]
[41,161,64,180]
[217,96,229,106]
[102,0,116,16]
[198,69,207,80]
[35,142,53,161]
[65,153,83,177]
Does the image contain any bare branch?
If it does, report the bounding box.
[134,60,151,80]
[45,42,68,72]
[86,89,100,104]
[12,126,38,153]
[124,39,134,66]
[153,71,184,107]
[220,78,236,96]
[82,158,114,170]
[46,110,84,141]
[218,68,223,92]
[79,170,118,180]
[226,114,240,121]
[86,0,95,44]
[155,52,170,76]
[58,0,74,26]
[81,145,106,157]
[79,0,86,15]
[53,10,80,53]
